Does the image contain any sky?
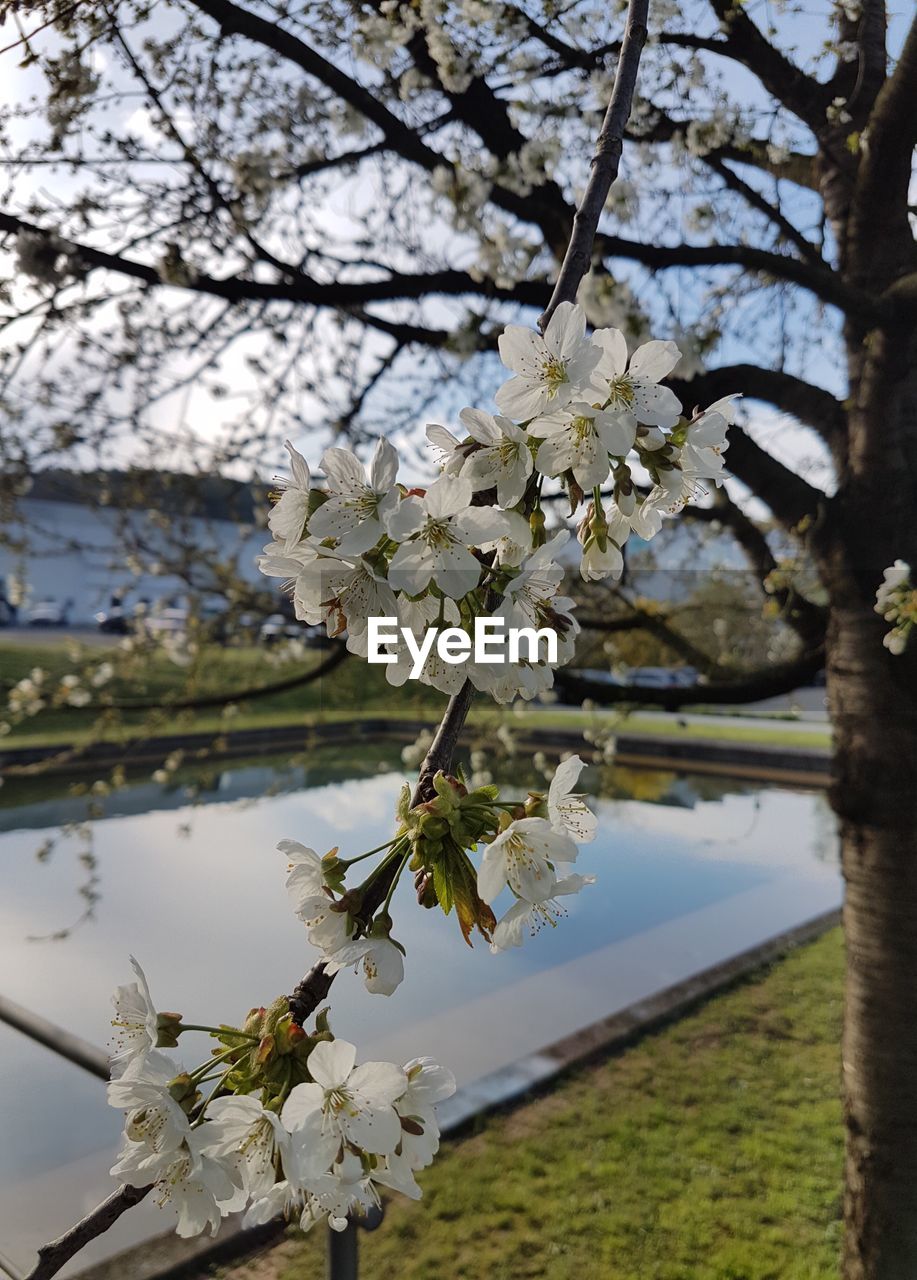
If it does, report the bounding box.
[0,0,912,507]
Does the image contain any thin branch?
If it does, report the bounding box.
[702,155,824,265]
[671,364,845,441]
[538,0,649,329]
[705,0,832,134]
[851,10,917,255]
[595,231,873,318]
[558,645,826,710]
[0,210,548,309]
[14,643,349,714]
[23,1186,152,1280]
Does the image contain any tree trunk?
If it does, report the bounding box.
[824,357,917,1278]
[830,601,917,1278]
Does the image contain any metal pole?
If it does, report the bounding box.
[327,1222,358,1280]
[0,992,108,1079]
[0,1249,25,1280]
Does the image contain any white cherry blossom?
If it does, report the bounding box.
[309,438,400,555]
[594,331,683,429]
[547,755,598,843]
[458,408,533,507]
[282,1039,406,1156]
[876,559,911,612]
[107,1049,191,1155]
[256,537,318,585]
[478,508,533,567]
[301,1151,381,1231]
[426,422,472,476]
[242,1179,302,1230]
[875,560,914,655]
[293,548,398,640]
[580,536,624,582]
[380,594,465,694]
[331,933,406,997]
[203,1093,290,1198]
[112,1130,243,1237]
[385,476,508,599]
[491,873,596,952]
[529,401,636,489]
[279,839,357,961]
[470,652,558,703]
[495,301,602,419]
[280,843,405,992]
[679,396,738,482]
[109,956,161,1077]
[375,1056,455,1199]
[268,440,312,553]
[497,533,568,632]
[477,816,578,905]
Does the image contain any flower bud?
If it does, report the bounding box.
[168,1073,199,1112]
[415,869,438,909]
[274,1015,307,1055]
[155,1010,183,1049]
[419,814,448,839]
[524,792,548,819]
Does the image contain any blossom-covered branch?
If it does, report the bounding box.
[18,3,746,1269]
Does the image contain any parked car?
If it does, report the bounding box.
[94,605,131,634]
[26,598,69,626]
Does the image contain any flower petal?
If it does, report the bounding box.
[425,475,472,520]
[628,339,681,382]
[370,437,399,491]
[477,840,509,904]
[544,301,586,359]
[388,540,436,596]
[593,327,628,379]
[459,407,501,445]
[321,447,366,492]
[307,1039,356,1090]
[384,495,426,542]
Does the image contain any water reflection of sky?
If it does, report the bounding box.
[0,751,841,1271]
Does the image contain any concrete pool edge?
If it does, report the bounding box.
[1,719,830,787]
[67,905,841,1280]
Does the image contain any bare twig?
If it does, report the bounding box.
[411,680,477,805]
[538,0,649,331]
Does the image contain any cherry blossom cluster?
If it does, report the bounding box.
[281,755,597,996]
[258,303,738,702]
[875,560,915,655]
[107,960,454,1237]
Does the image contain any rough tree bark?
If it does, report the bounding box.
[819,26,917,1262]
[823,361,917,1280]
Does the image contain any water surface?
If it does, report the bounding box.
[0,747,840,1272]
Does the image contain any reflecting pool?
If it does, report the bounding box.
[0,746,841,1273]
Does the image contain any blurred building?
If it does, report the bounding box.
[0,469,270,626]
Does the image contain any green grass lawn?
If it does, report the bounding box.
[218,929,844,1280]
[0,640,830,753]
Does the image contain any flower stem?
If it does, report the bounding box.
[179,1024,259,1040]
